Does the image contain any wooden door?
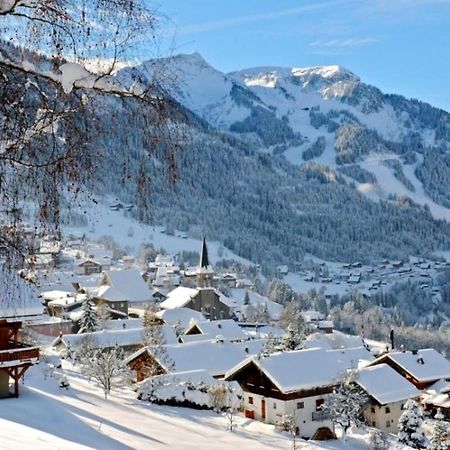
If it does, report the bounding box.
[261,399,266,420]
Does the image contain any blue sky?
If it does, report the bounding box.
[152,0,450,112]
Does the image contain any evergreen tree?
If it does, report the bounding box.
[278,301,305,347]
[243,290,250,306]
[79,298,97,333]
[281,324,301,351]
[397,399,427,449]
[429,408,448,450]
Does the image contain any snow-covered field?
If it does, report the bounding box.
[64,198,252,265]
[0,356,407,450]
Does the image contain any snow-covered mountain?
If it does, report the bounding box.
[124,52,450,224]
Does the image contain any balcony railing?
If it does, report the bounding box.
[0,347,39,365]
[312,411,331,422]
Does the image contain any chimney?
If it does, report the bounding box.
[390,329,395,350]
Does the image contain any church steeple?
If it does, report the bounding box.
[199,237,210,269]
[197,237,214,288]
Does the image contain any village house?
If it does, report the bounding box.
[91,269,153,314]
[0,320,39,398]
[368,348,450,390]
[161,286,234,321]
[224,348,357,440]
[421,379,450,420]
[52,325,177,353]
[74,258,102,276]
[182,319,247,343]
[125,339,264,382]
[156,307,206,333]
[355,364,421,433]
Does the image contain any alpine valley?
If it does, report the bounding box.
[67,52,450,268]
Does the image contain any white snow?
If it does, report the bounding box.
[156,307,206,331]
[356,364,421,405]
[96,269,152,303]
[184,319,247,342]
[226,347,350,393]
[0,354,402,449]
[371,349,450,383]
[160,286,198,309]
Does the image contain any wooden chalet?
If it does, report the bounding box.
[224,348,345,440]
[368,348,450,390]
[0,320,39,398]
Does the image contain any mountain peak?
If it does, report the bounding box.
[292,64,359,83]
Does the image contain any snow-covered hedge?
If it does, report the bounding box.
[137,373,241,411]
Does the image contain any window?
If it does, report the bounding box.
[386,420,391,428]
[297,402,304,409]
[315,399,324,410]
[248,396,254,405]
[273,402,277,410]
[371,407,376,413]
[385,407,391,414]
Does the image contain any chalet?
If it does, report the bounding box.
[183,319,247,343]
[156,307,206,332]
[356,364,420,433]
[125,339,264,382]
[219,273,237,288]
[224,348,356,440]
[421,380,450,420]
[229,288,283,321]
[74,259,102,276]
[161,286,234,321]
[46,293,86,319]
[276,265,289,276]
[368,349,450,390]
[316,320,334,334]
[348,272,361,284]
[0,320,39,398]
[53,327,151,352]
[92,269,153,314]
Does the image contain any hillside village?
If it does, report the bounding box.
[2,229,450,449]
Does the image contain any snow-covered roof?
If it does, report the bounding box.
[41,290,74,301]
[422,380,450,408]
[75,258,102,267]
[303,330,366,351]
[327,346,375,369]
[229,288,282,320]
[160,287,198,309]
[53,328,146,349]
[47,293,86,307]
[225,348,348,393]
[96,269,152,303]
[156,307,206,330]
[186,319,247,342]
[129,340,257,377]
[103,319,144,330]
[356,364,421,405]
[301,310,324,322]
[241,324,285,339]
[0,266,43,319]
[372,349,450,383]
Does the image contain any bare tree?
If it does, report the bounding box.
[76,339,130,399]
[320,371,368,441]
[0,1,179,265]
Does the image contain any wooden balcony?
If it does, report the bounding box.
[0,346,39,367]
